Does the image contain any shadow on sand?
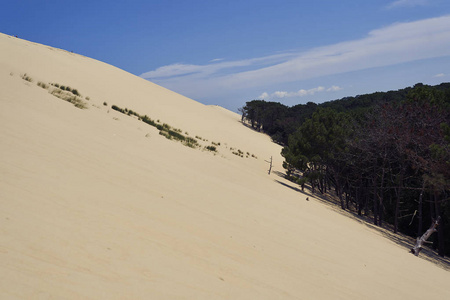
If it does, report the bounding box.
[272,170,450,271]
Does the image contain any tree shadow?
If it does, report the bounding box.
[274,180,302,193]
[273,171,450,271]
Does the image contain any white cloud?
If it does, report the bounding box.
[140,15,450,103]
[386,0,430,9]
[327,85,343,92]
[433,73,445,77]
[141,52,296,79]
[258,92,269,99]
[259,85,342,100]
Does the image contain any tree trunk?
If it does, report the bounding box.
[411,216,441,256]
[373,181,378,226]
[434,194,445,257]
[393,172,404,234]
[417,183,425,236]
[378,166,386,228]
[394,192,400,233]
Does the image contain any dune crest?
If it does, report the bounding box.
[1,33,449,299]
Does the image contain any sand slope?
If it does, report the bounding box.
[1,33,449,299]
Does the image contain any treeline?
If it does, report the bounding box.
[241,83,450,256]
[240,82,450,145]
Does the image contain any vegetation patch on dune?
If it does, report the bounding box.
[20,74,88,109]
[21,73,33,82]
[111,104,200,148]
[242,83,450,257]
[17,73,259,159]
[49,88,88,109]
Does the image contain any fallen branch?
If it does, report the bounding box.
[410,216,440,256]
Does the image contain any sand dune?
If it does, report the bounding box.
[1,32,449,299]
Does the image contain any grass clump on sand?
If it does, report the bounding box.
[205,145,217,152]
[50,83,81,97]
[47,83,87,109]
[112,104,200,149]
[232,149,244,157]
[21,73,33,82]
[37,81,49,89]
[20,74,88,109]
[50,88,88,109]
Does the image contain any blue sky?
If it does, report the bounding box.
[2,0,450,111]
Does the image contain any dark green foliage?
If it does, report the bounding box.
[111,105,125,114]
[166,129,185,141]
[141,115,157,127]
[278,83,450,256]
[205,145,217,152]
[185,137,198,147]
[240,82,450,145]
[52,83,83,97]
[282,108,351,199]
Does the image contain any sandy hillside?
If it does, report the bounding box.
[1,32,449,299]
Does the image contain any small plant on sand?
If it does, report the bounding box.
[110,104,201,149]
[184,137,199,148]
[232,149,244,157]
[205,145,217,152]
[111,105,125,113]
[21,73,33,82]
[50,88,87,109]
[37,81,49,89]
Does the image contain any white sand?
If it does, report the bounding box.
[1,32,449,299]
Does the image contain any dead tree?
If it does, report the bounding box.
[411,216,441,256]
[267,156,272,175]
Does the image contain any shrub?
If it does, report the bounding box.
[49,89,87,109]
[37,81,48,89]
[111,105,126,114]
[205,145,217,152]
[21,73,33,82]
[103,102,108,106]
[232,151,243,157]
[167,129,185,141]
[184,137,199,148]
[142,115,157,127]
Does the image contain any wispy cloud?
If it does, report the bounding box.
[258,85,342,100]
[209,58,225,62]
[386,0,431,9]
[433,73,445,77]
[140,15,450,102]
[140,52,296,79]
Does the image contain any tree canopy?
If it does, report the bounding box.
[241,82,450,257]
